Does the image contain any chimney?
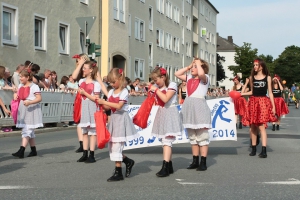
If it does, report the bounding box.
[228,36,233,43]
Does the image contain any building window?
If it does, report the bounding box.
[181,0,184,16]
[165,32,172,51]
[156,29,164,48]
[80,31,85,53]
[149,6,153,30]
[80,0,89,5]
[173,6,180,24]
[128,14,131,36]
[200,1,204,15]
[34,14,46,50]
[156,0,164,14]
[59,22,70,54]
[135,18,145,41]
[166,1,172,19]
[149,43,153,67]
[182,26,184,45]
[135,58,145,79]
[205,51,208,61]
[2,3,18,46]
[186,15,191,30]
[113,0,125,23]
[186,42,191,57]
[200,49,204,59]
[173,37,180,53]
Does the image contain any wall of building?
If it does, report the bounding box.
[0,0,100,80]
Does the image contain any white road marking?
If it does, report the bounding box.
[259,178,300,185]
[0,186,33,190]
[178,182,212,185]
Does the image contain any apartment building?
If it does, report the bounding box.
[104,0,219,85]
[1,0,218,85]
[217,33,239,90]
[0,0,100,78]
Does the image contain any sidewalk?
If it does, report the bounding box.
[0,125,76,138]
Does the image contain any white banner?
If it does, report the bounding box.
[124,97,236,150]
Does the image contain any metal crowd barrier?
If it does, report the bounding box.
[0,90,147,126]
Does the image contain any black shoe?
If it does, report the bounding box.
[75,141,83,153]
[272,124,275,131]
[187,156,199,169]
[123,157,135,177]
[169,161,174,174]
[77,150,88,162]
[12,146,25,159]
[276,125,280,130]
[258,146,267,158]
[239,122,243,129]
[156,160,170,177]
[85,151,96,163]
[249,146,256,156]
[197,156,207,171]
[27,146,37,157]
[107,167,124,182]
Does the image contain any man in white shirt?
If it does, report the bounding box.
[11,64,25,88]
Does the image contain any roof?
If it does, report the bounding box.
[217,34,239,52]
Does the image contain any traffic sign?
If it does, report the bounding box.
[76,16,96,36]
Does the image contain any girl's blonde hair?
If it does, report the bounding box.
[107,68,125,90]
[84,61,98,80]
[20,69,33,82]
[194,57,209,74]
[150,67,169,87]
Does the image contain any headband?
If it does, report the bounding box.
[92,63,97,67]
[119,69,123,74]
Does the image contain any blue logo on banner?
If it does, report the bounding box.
[211,100,232,128]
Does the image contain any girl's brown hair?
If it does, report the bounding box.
[60,76,69,85]
[83,61,98,80]
[251,58,270,79]
[20,69,33,82]
[0,66,5,79]
[107,68,125,90]
[150,66,170,87]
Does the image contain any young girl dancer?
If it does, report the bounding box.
[241,58,277,158]
[175,58,211,171]
[271,75,289,131]
[178,80,187,104]
[149,67,184,177]
[76,61,101,163]
[95,68,137,182]
[12,69,43,158]
[72,54,108,153]
[232,76,248,129]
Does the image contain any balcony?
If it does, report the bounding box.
[193,32,198,44]
[193,6,198,19]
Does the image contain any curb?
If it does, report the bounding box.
[0,126,76,138]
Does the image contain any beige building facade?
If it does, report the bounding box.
[0,0,100,78]
[1,0,218,85]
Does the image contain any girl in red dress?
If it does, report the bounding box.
[271,74,289,131]
[241,58,277,158]
[232,76,248,129]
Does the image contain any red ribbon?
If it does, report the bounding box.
[72,54,80,59]
[119,69,123,74]
[160,68,167,75]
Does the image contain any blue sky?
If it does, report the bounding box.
[209,0,300,59]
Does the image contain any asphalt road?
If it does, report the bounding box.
[0,105,300,200]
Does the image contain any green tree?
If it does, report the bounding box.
[216,53,227,82]
[259,54,275,75]
[273,45,300,87]
[228,42,258,79]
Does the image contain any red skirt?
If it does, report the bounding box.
[274,97,289,117]
[243,96,277,126]
[233,96,247,116]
